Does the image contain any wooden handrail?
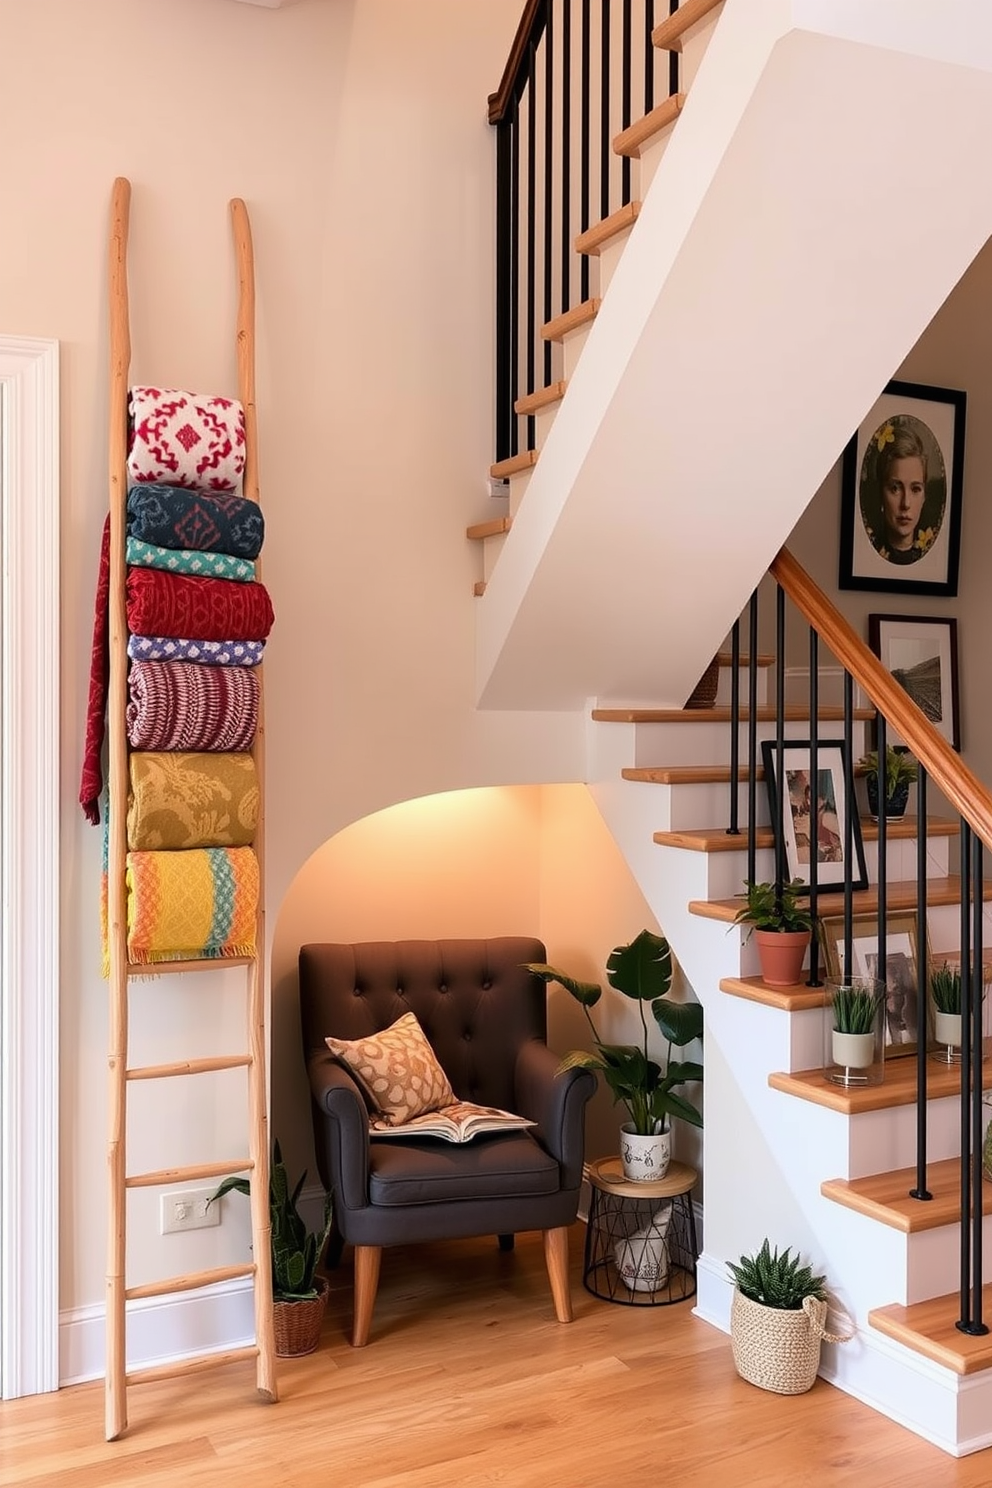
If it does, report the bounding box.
[488,0,545,124]
[772,548,992,851]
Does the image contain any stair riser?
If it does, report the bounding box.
[630,718,870,767]
[649,780,773,831]
[703,836,952,901]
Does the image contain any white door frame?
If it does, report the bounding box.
[0,336,59,1397]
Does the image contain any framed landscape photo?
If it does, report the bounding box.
[869,613,960,750]
[839,379,965,597]
[819,911,930,1058]
[760,739,868,893]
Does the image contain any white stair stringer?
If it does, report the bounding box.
[587,711,992,1457]
[477,0,992,713]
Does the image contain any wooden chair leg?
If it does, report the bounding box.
[352,1244,381,1347]
[543,1226,572,1322]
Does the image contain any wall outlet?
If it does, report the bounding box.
[160,1187,222,1236]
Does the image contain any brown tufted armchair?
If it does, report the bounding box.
[299,937,595,1345]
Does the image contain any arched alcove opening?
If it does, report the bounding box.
[269,781,691,1199]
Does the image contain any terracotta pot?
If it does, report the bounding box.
[755,929,810,989]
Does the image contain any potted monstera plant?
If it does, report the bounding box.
[209,1139,334,1357]
[526,928,703,1183]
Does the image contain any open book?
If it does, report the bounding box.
[369,1100,536,1145]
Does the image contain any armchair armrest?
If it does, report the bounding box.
[307,1051,371,1212]
[514,1041,595,1191]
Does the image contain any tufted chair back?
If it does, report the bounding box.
[299,936,546,1112]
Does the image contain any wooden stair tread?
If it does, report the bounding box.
[822,1159,992,1234]
[691,875,992,926]
[655,815,958,853]
[615,94,685,157]
[652,0,723,51]
[870,1287,992,1375]
[542,298,600,341]
[719,976,827,1013]
[514,380,567,416]
[592,704,875,724]
[768,1047,992,1116]
[575,201,640,256]
[489,450,537,480]
[714,651,775,668]
[623,765,765,785]
[466,515,512,541]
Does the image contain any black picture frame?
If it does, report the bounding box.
[839,379,965,597]
[868,613,961,751]
[760,739,869,893]
[819,910,930,1059]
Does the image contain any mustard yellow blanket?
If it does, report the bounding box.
[126,751,258,850]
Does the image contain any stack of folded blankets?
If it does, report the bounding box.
[81,387,274,969]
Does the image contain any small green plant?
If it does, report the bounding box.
[208,1139,333,1302]
[526,928,703,1137]
[732,879,813,938]
[930,962,962,1015]
[831,984,879,1035]
[727,1239,827,1312]
[858,747,918,800]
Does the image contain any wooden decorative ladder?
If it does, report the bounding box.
[104,177,277,1441]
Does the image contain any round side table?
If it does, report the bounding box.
[583,1156,698,1307]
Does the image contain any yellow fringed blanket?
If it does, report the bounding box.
[125,846,259,966]
[127,751,258,849]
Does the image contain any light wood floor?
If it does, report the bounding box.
[3,1225,992,1487]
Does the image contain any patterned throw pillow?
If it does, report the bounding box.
[326,1012,455,1126]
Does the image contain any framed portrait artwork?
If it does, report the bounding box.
[868,613,961,750]
[760,739,868,893]
[839,379,966,597]
[819,911,930,1058]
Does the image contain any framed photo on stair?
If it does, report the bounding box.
[760,739,869,893]
[839,379,965,597]
[819,910,931,1059]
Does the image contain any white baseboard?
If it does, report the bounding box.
[60,1276,255,1387]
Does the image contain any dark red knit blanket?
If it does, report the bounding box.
[126,568,275,642]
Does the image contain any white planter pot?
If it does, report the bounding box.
[934,1011,962,1047]
[619,1123,671,1182]
[831,1029,875,1070]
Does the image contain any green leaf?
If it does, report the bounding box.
[652,996,703,1047]
[524,963,602,1008]
[606,929,673,1003]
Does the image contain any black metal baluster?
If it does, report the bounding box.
[494,115,513,463]
[525,42,537,450]
[668,0,679,96]
[543,8,554,389]
[876,715,887,1004]
[509,99,521,458]
[560,0,571,317]
[807,626,820,986]
[843,673,854,980]
[727,619,740,837]
[600,0,611,223]
[774,585,786,907]
[910,765,931,1201]
[958,820,973,1330]
[964,834,988,1334]
[747,590,759,888]
[621,0,632,205]
[580,0,591,302]
[644,0,656,114]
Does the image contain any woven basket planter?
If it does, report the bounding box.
[730,1289,827,1395]
[273,1276,329,1357]
[684,654,720,709]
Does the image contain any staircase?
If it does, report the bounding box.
[474,0,992,1458]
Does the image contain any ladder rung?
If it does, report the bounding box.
[126,1263,255,1301]
[126,1159,252,1189]
[127,1055,252,1081]
[126,955,256,976]
[126,1345,259,1388]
